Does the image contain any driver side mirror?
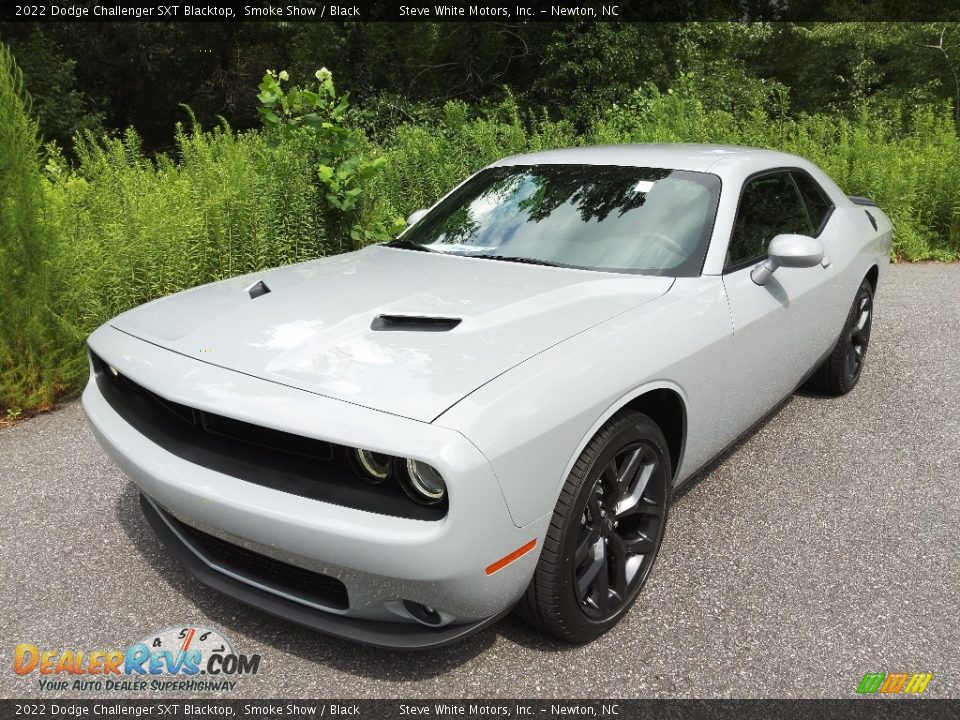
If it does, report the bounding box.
[406,208,428,226]
[751,234,825,286]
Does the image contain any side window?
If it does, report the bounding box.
[791,171,834,233]
[727,172,812,270]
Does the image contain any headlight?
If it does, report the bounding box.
[402,459,446,505]
[351,448,392,483]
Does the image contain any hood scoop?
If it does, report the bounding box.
[370,314,462,332]
[246,280,271,299]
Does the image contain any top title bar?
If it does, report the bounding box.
[3,0,960,22]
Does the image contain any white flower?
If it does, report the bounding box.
[315,67,332,82]
[278,70,289,81]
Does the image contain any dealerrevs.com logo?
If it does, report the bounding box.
[13,626,261,692]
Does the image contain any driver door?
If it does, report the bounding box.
[717,170,838,445]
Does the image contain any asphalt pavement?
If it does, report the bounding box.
[1,263,958,699]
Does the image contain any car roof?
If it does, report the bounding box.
[490,143,809,175]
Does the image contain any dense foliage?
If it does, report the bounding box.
[0,45,69,417]
[1,24,960,417]
[3,22,960,151]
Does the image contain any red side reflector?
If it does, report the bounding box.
[485,539,537,576]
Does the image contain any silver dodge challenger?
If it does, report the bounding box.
[83,144,891,648]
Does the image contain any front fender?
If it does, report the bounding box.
[435,277,733,527]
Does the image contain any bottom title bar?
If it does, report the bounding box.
[2,699,958,720]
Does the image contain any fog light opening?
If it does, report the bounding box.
[402,599,443,627]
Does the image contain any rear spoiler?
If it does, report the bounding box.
[848,195,878,207]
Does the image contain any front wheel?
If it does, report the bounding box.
[805,278,874,395]
[518,410,671,643]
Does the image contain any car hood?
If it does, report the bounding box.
[111,246,673,422]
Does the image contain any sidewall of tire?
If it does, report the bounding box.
[522,410,672,643]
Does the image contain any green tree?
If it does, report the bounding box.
[914,24,960,121]
[673,23,789,116]
[532,23,674,128]
[0,44,65,414]
[752,24,959,123]
[0,30,103,148]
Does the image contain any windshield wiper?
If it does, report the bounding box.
[473,254,567,268]
[384,238,437,253]
[384,242,564,267]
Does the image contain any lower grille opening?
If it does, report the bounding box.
[178,520,349,611]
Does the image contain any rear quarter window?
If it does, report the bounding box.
[791,171,834,234]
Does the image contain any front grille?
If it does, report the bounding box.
[178,520,349,610]
[91,353,334,462]
[90,350,447,520]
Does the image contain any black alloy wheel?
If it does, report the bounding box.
[518,410,671,643]
[804,276,875,396]
[846,283,873,384]
[574,441,667,619]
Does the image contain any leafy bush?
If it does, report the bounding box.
[0,45,68,414]
[258,68,400,243]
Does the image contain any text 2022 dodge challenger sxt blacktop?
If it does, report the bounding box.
[83,144,891,648]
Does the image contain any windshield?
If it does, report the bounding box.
[397,164,721,276]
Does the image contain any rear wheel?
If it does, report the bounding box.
[518,410,670,643]
[805,278,874,395]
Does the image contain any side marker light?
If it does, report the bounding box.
[485,539,537,576]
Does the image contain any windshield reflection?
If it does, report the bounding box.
[399,164,721,276]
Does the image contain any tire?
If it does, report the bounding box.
[518,410,671,643]
[804,278,874,396]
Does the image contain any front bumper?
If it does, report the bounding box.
[84,325,548,648]
[139,493,510,649]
